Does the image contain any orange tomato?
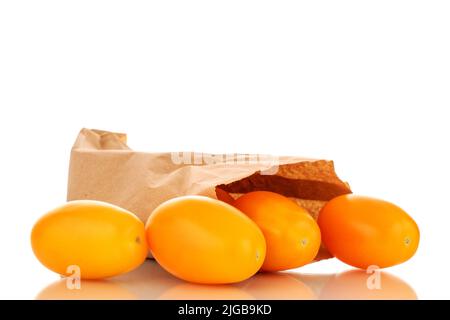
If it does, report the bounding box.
[318,195,420,269]
[145,196,266,284]
[31,200,148,279]
[233,191,321,272]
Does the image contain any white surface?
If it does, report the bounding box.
[0,1,449,299]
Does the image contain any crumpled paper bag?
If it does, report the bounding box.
[67,128,351,260]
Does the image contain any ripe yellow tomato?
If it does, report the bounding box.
[31,200,148,279]
[145,196,266,284]
[318,195,420,269]
[233,191,321,272]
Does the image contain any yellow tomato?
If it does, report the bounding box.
[31,200,148,279]
[318,195,420,269]
[234,191,321,272]
[145,196,266,284]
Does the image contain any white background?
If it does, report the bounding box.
[0,1,449,299]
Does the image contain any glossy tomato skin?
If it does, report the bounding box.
[146,196,266,284]
[31,200,148,279]
[318,195,420,269]
[234,191,321,272]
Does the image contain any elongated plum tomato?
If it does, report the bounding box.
[145,196,266,284]
[31,200,148,279]
[233,191,321,272]
[318,195,420,269]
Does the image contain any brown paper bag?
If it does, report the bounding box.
[67,128,351,260]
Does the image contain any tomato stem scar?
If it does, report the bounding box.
[404,237,411,245]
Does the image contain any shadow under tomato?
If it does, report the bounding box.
[157,283,253,300]
[316,269,417,300]
[36,260,417,300]
[36,279,137,300]
[237,272,316,300]
[112,259,184,299]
